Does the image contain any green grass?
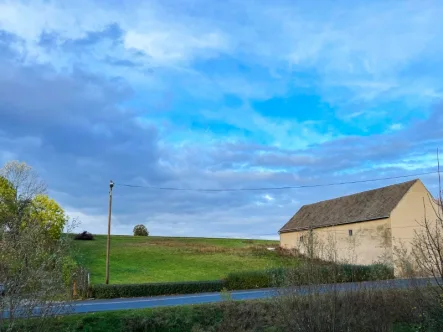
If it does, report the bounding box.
[74,235,294,284]
[9,303,419,332]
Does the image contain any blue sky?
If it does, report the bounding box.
[0,0,442,238]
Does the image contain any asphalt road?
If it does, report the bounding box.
[69,277,438,314]
[2,277,438,317]
[71,288,276,314]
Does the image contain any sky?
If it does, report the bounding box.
[0,0,442,239]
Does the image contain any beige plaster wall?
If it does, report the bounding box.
[390,180,441,275]
[390,180,440,248]
[280,218,392,265]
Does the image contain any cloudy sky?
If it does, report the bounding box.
[0,0,442,239]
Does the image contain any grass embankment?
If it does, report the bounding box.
[12,300,419,332]
[74,235,293,284]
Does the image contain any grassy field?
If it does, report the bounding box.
[74,235,295,284]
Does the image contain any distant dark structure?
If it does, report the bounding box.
[74,231,94,240]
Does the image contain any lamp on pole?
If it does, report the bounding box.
[105,180,114,284]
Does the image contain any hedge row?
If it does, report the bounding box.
[91,264,394,298]
[224,268,285,290]
[91,280,224,299]
[224,264,394,290]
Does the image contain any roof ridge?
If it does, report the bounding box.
[301,179,419,207]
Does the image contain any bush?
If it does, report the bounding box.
[91,280,225,299]
[133,224,149,236]
[225,271,271,290]
[61,256,78,287]
[12,291,423,332]
[90,264,394,299]
[334,263,394,283]
[225,268,286,290]
[74,231,94,240]
[224,264,394,290]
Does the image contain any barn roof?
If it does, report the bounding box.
[279,179,419,233]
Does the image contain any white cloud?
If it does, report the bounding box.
[1,0,443,239]
[390,123,404,131]
[0,0,118,40]
[1,0,442,104]
[124,30,228,65]
[198,104,335,149]
[263,194,274,201]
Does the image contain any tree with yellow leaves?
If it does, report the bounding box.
[0,161,67,240]
[0,161,76,329]
[30,194,67,240]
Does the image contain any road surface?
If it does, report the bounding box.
[2,277,438,317]
[65,277,439,314]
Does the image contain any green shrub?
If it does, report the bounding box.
[225,270,271,290]
[133,224,149,236]
[224,264,393,291]
[11,292,421,332]
[91,280,225,299]
[91,264,393,299]
[334,264,394,283]
[224,268,286,290]
[61,256,78,287]
[367,263,395,280]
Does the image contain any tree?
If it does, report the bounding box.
[0,160,46,200]
[30,194,68,240]
[133,224,149,236]
[0,177,16,232]
[0,161,77,330]
[0,161,67,240]
[0,221,78,330]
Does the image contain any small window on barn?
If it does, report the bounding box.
[349,229,353,236]
[300,235,304,242]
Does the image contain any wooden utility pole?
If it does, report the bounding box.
[105,180,114,285]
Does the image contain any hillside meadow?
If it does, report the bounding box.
[74,235,296,284]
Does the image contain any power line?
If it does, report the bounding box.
[114,170,439,192]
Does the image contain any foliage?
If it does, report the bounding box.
[390,162,443,332]
[62,256,80,287]
[0,177,15,218]
[74,231,94,240]
[224,268,283,290]
[224,264,393,291]
[0,176,15,199]
[337,263,394,282]
[91,280,225,299]
[0,161,68,240]
[0,161,46,200]
[220,287,232,301]
[88,263,393,299]
[0,176,21,235]
[29,194,67,240]
[133,224,149,236]
[273,288,422,332]
[0,161,77,330]
[8,291,429,332]
[0,222,76,329]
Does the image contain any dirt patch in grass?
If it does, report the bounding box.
[126,239,277,256]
